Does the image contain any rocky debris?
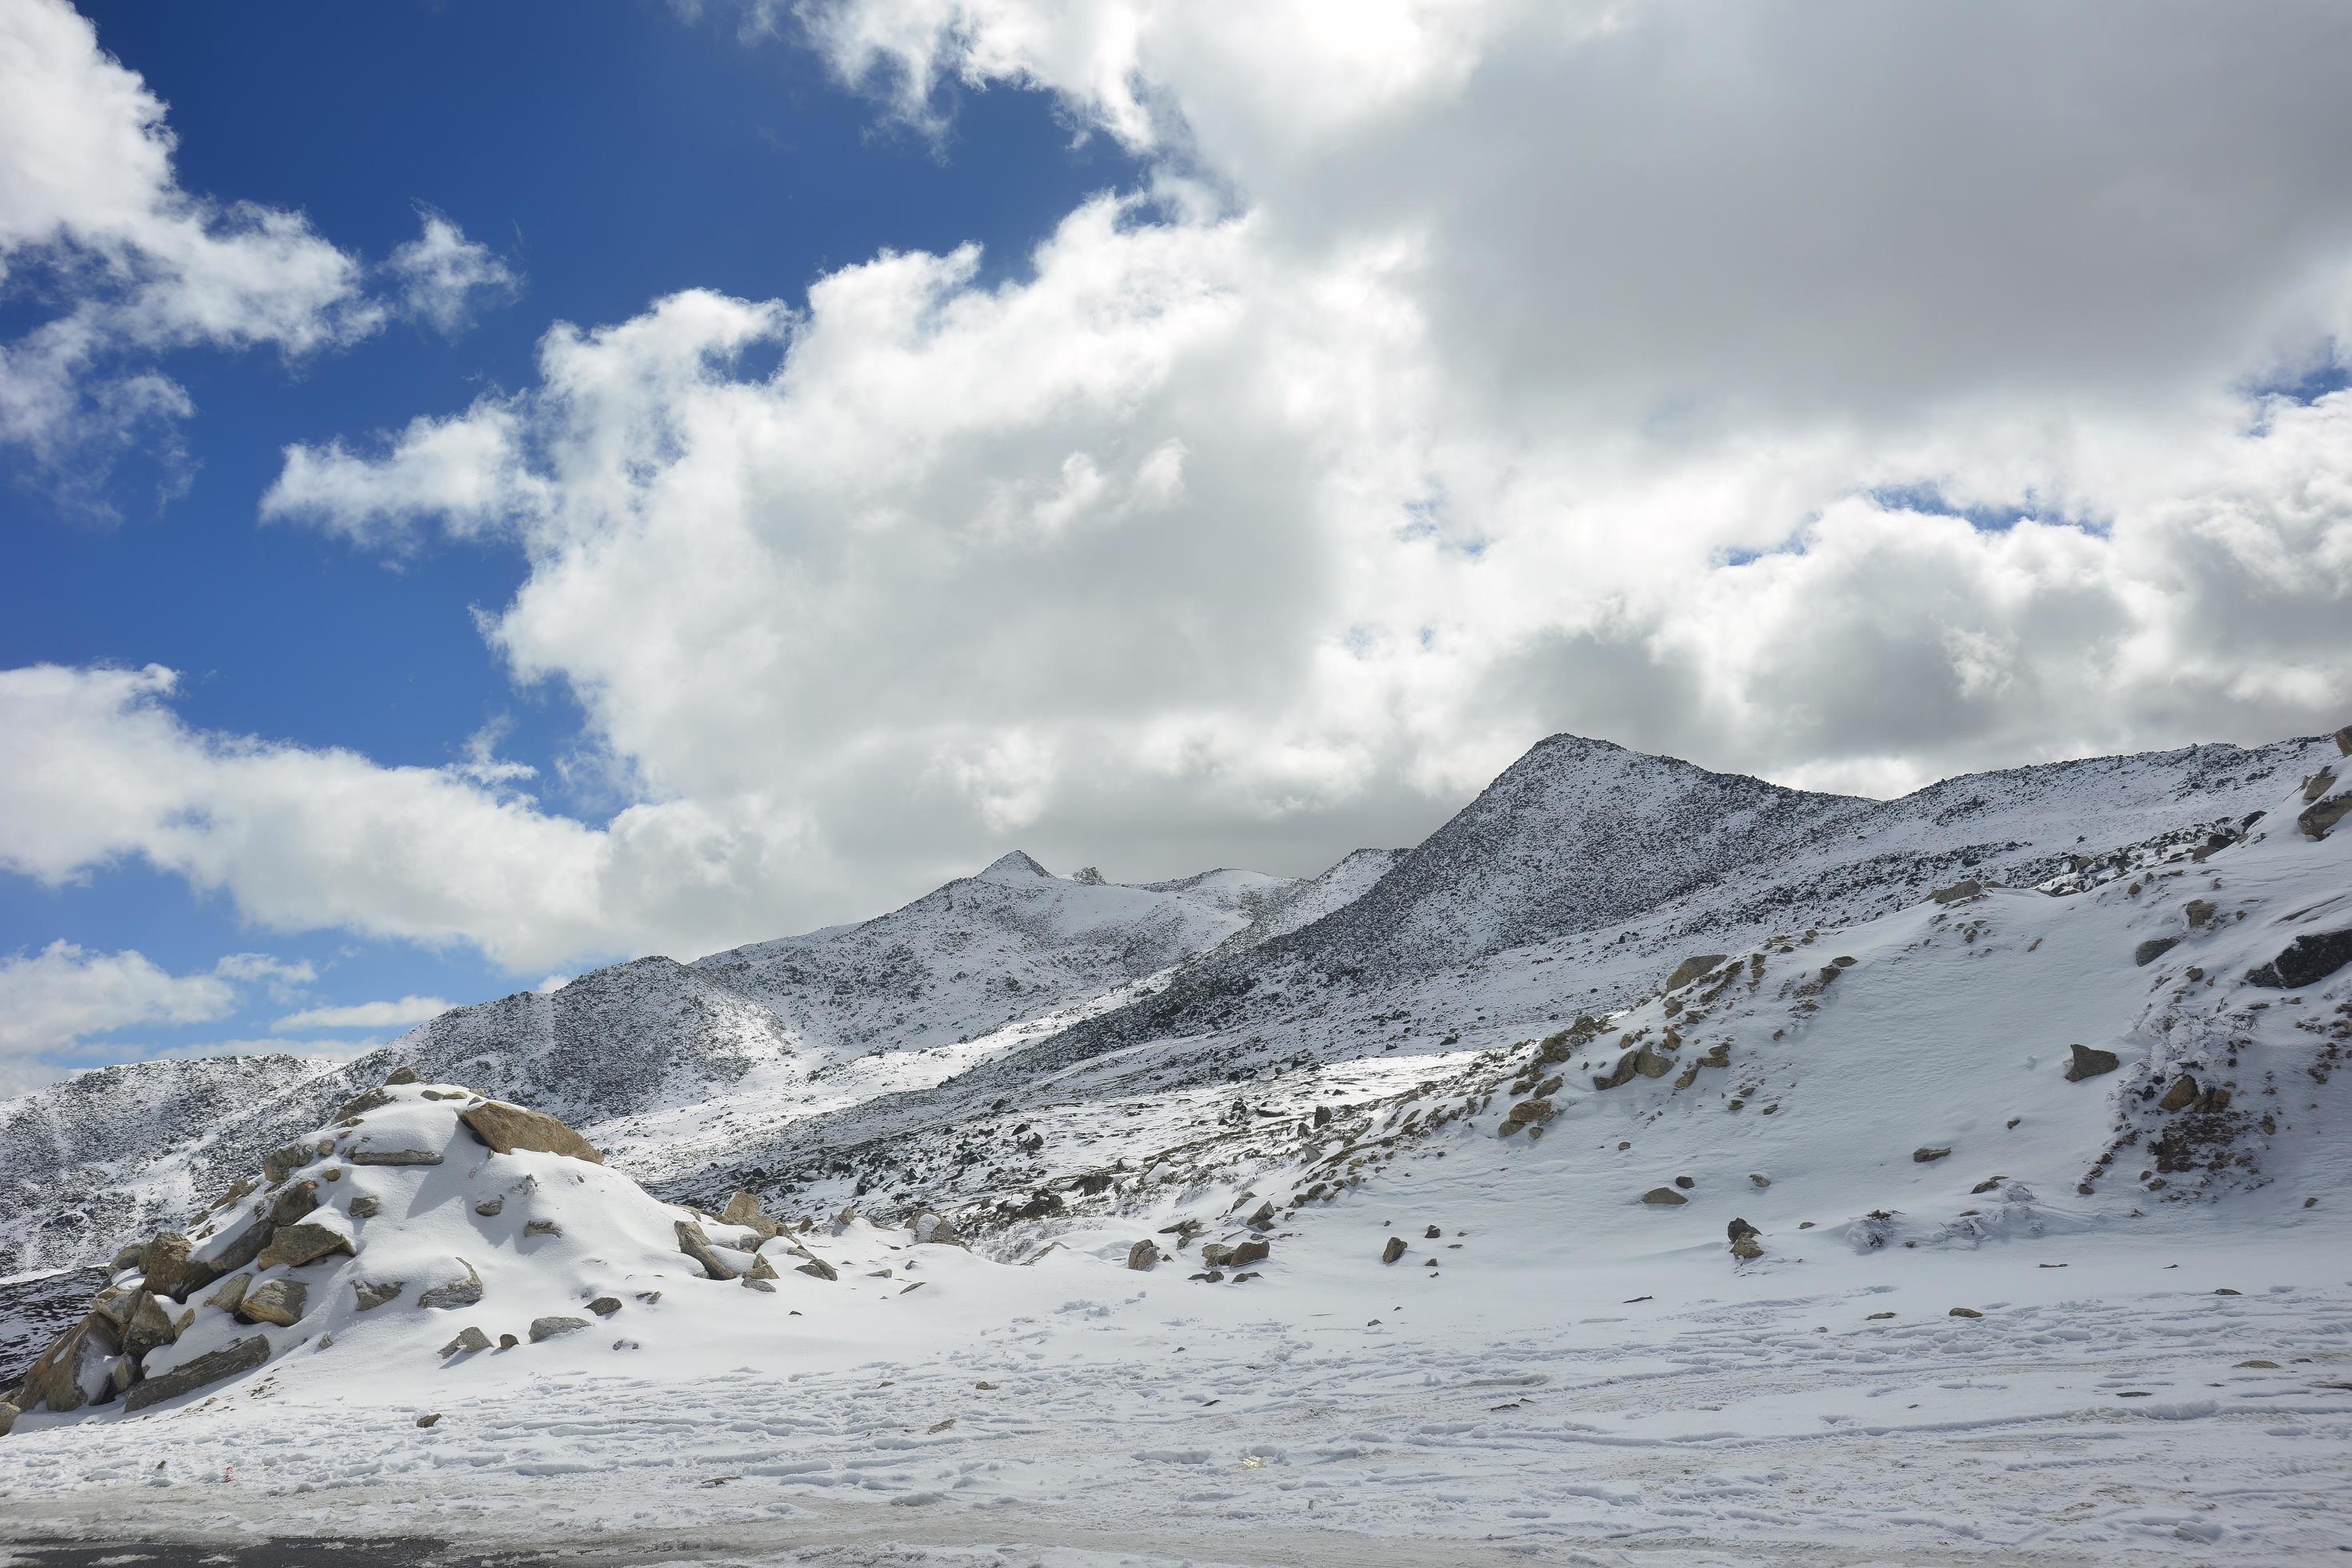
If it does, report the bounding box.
[416,1412,441,1428]
[349,1195,382,1218]
[2244,928,2352,989]
[1674,1174,1696,1190]
[794,1256,839,1282]
[441,1326,493,1355]
[1201,1242,1235,1268]
[1665,954,1729,990]
[523,1220,562,1238]
[2066,1044,2122,1081]
[1913,1146,1952,1163]
[743,1278,777,1293]
[1949,1307,1984,1318]
[349,1147,443,1166]
[743,1253,780,1282]
[137,1233,209,1302]
[234,1278,306,1327]
[1726,1218,1761,1259]
[418,1261,485,1310]
[1640,1187,1689,1206]
[270,1180,321,1226]
[2134,936,2179,966]
[529,1315,590,1342]
[385,1066,421,1085]
[1499,1097,1554,1136]
[474,1198,504,1217]
[22,1318,112,1413]
[353,1280,404,1312]
[1750,1174,1772,1188]
[910,1210,963,1246]
[1228,1239,1271,1268]
[1382,1236,1407,1264]
[1595,1039,1676,1090]
[122,1291,182,1358]
[256,1221,353,1272]
[674,1221,740,1281]
[2158,1074,2202,1114]
[722,1190,783,1240]
[204,1274,251,1314]
[1423,1224,1442,1239]
[122,1334,270,1413]
[587,1296,622,1317]
[1126,1239,1161,1270]
[458,1101,603,1164]
[2184,898,2218,927]
[2300,793,2352,839]
[1928,879,1983,905]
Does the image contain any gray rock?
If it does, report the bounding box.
[238,1278,308,1328]
[348,1195,382,1219]
[474,1198,504,1216]
[255,1220,353,1271]
[2158,1074,2200,1112]
[1382,1236,1406,1264]
[121,1335,270,1412]
[203,1274,252,1314]
[459,1101,602,1164]
[1913,1146,1952,1163]
[1126,1239,1160,1270]
[1639,1187,1688,1206]
[1228,1238,1270,1268]
[586,1296,622,1317]
[440,1326,493,1355]
[418,1260,485,1310]
[2065,1043,2121,1081]
[385,1066,420,1085]
[349,1147,443,1166]
[524,1220,562,1238]
[2244,927,2352,989]
[528,1315,590,1342]
[353,1280,405,1312]
[2134,936,2179,966]
[742,1277,777,1292]
[794,1257,839,1282]
[675,1220,740,1280]
[1664,954,1729,990]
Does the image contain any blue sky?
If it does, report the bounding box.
[5,0,2350,1094]
[2,0,1143,1084]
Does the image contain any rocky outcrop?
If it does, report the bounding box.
[674,1221,740,1281]
[459,1101,603,1164]
[2065,1044,2121,1081]
[238,1278,307,1328]
[121,1335,270,1413]
[2245,929,2352,990]
[2158,1074,2201,1113]
[418,1260,484,1310]
[2134,936,2179,966]
[1664,954,1729,990]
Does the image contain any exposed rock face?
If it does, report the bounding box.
[238,1278,307,1327]
[121,1334,270,1412]
[418,1261,485,1310]
[458,1102,604,1164]
[2066,1044,2121,1081]
[2244,929,2352,989]
[1664,954,1729,990]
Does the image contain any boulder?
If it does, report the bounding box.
[238,1278,307,1328]
[22,1318,113,1412]
[0,1400,17,1436]
[384,1066,421,1085]
[418,1260,485,1310]
[528,1315,590,1342]
[353,1280,405,1312]
[1503,1098,1554,1128]
[722,1190,765,1226]
[335,1087,394,1120]
[2184,898,2218,928]
[2244,928,2352,989]
[2158,1074,2200,1113]
[498,1334,519,1349]
[1949,1307,1984,1318]
[1730,1236,1764,1261]
[1126,1239,1161,1270]
[1594,1041,1676,1090]
[122,1290,181,1358]
[349,1146,443,1166]
[474,1197,504,1217]
[2133,937,2178,967]
[255,1220,353,1272]
[270,1180,321,1226]
[121,1335,270,1412]
[1726,1218,1758,1244]
[348,1195,382,1219]
[2337,722,2352,756]
[2064,1044,2121,1082]
[138,1233,210,1302]
[911,1210,963,1246]
[1382,1237,1406,1264]
[523,1221,562,1238]
[1228,1238,1271,1268]
[1913,1146,1952,1163]
[203,1274,253,1314]
[742,1251,780,1281]
[1639,1187,1688,1206]
[2298,795,2352,839]
[440,1326,493,1356]
[459,1101,603,1164]
[742,1278,777,1293]
[587,1296,622,1317]
[1664,954,1729,990]
[1201,1242,1236,1268]
[794,1257,839,1282]
[674,1220,740,1281]
[1750,1174,1772,1188]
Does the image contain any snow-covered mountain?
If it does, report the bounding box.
[6,726,2350,1562]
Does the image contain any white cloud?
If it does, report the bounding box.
[20,1,2352,977]
[0,2,505,511]
[0,939,236,1059]
[386,208,519,338]
[271,995,454,1032]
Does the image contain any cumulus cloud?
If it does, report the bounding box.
[34,0,2352,971]
[386,208,520,338]
[0,2,511,511]
[271,995,454,1032]
[0,940,237,1061]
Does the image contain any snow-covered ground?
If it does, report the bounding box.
[4,729,2350,1562]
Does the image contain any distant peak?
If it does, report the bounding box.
[976,850,1053,884]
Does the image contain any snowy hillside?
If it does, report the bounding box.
[5,727,2350,1561]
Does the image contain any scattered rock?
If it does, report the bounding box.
[2184,898,2218,928]
[474,1198,505,1217]
[675,1220,741,1281]
[2337,722,2352,756]
[587,1296,622,1317]
[418,1260,485,1310]
[1424,1224,1442,1238]
[1750,1174,1771,1188]
[1913,1146,1952,1163]
[2299,794,2352,840]
[1228,1239,1271,1268]
[384,1066,420,1085]
[237,1278,307,1328]
[911,1210,963,1246]
[255,1221,353,1272]
[1726,1218,1759,1244]
[1674,1174,1695,1190]
[416,1413,441,1428]
[1664,954,1729,990]
[2158,1074,2201,1113]
[441,1326,493,1356]
[498,1334,519,1349]
[270,1180,321,1226]
[458,1101,603,1164]
[203,1274,252,1314]
[1867,1311,1896,1320]
[523,1220,562,1238]
[528,1315,590,1342]
[1929,879,1982,905]
[2134,936,2179,967]
[349,1147,443,1166]
[0,1402,17,1436]
[354,1280,405,1312]
[794,1257,839,1282]
[1949,1306,1984,1318]
[2064,1044,2121,1082]
[1730,1236,1763,1260]
[1639,1187,1689,1206]
[2244,928,2352,989]
[2237,1358,2281,1369]
[1201,1242,1235,1268]
[1382,1237,1406,1264]
[1126,1239,1160,1271]
[122,1335,270,1412]
[349,1195,382,1218]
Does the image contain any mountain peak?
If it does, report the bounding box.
[974,850,1053,885]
